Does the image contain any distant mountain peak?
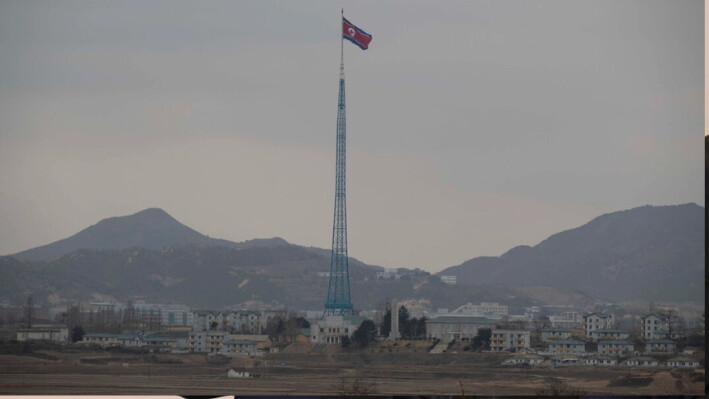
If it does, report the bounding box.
[11,208,288,261]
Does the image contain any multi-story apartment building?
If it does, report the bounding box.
[598,339,634,355]
[547,339,585,354]
[489,329,530,352]
[541,327,571,342]
[583,312,614,337]
[641,313,669,340]
[645,338,677,354]
[589,328,629,341]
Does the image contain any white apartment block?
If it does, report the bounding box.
[641,313,669,340]
[583,312,614,337]
[490,329,530,352]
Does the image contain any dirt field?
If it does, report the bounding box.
[0,349,704,395]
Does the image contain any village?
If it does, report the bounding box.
[4,296,704,373]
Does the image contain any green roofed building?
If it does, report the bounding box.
[425,315,497,341]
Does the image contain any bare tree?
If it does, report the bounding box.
[535,377,587,395]
[24,296,34,328]
[335,375,376,396]
[666,309,681,337]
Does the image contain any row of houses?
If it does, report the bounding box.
[503,354,700,369]
[80,330,275,356]
[546,338,678,355]
[81,302,286,333]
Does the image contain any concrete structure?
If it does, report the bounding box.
[623,357,659,367]
[583,312,614,337]
[425,315,497,341]
[159,304,193,327]
[16,325,69,343]
[598,339,634,355]
[547,339,585,354]
[540,327,571,342]
[641,313,668,340]
[589,328,629,341]
[440,275,457,285]
[584,355,617,366]
[310,315,366,344]
[645,338,676,354]
[490,329,530,352]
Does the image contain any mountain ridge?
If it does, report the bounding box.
[11,208,290,261]
[437,203,704,302]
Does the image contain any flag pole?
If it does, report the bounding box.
[340,9,344,79]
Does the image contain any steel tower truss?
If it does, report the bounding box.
[323,57,353,317]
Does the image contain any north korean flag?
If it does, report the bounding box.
[342,17,372,50]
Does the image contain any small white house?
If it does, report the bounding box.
[623,357,659,367]
[227,369,250,378]
[664,357,700,369]
[502,354,544,365]
[584,355,617,366]
[551,355,580,366]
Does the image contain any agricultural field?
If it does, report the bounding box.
[0,343,703,395]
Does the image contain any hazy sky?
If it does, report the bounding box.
[0,0,704,272]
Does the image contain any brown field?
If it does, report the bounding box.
[0,349,704,395]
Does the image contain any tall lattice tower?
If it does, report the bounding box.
[323,28,353,317]
[323,13,370,317]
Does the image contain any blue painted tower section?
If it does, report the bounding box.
[323,59,353,317]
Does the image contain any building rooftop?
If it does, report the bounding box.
[548,339,585,345]
[542,327,570,332]
[598,339,633,345]
[583,312,612,319]
[427,315,497,324]
[646,339,676,344]
[592,328,628,334]
[642,313,667,320]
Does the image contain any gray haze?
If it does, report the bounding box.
[0,0,703,272]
